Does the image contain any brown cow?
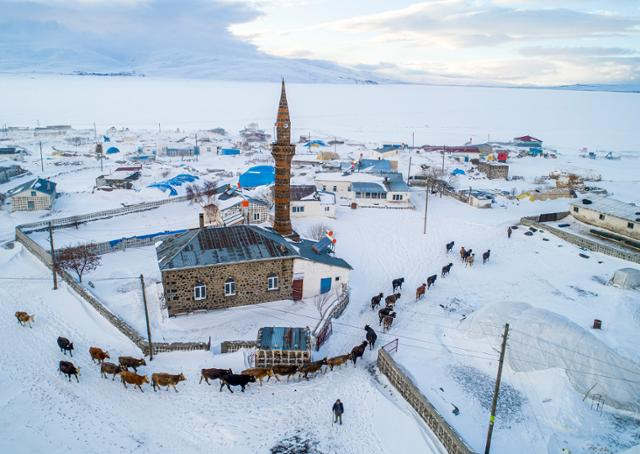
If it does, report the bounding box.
[415,284,426,301]
[199,368,232,385]
[385,293,401,308]
[350,341,368,367]
[459,246,467,262]
[465,254,475,268]
[297,358,328,380]
[15,311,34,328]
[89,347,110,364]
[121,370,149,392]
[241,368,275,386]
[271,365,298,382]
[100,362,124,380]
[327,354,351,371]
[152,373,186,392]
[118,356,146,373]
[383,313,397,332]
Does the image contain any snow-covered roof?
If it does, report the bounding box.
[7,177,56,196]
[572,196,640,222]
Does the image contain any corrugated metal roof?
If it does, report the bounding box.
[156,225,298,270]
[296,239,352,270]
[572,197,640,222]
[7,178,56,196]
[352,182,386,193]
[290,185,317,201]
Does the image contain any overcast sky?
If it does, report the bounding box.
[2,0,639,85]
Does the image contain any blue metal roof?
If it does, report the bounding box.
[352,182,386,193]
[382,172,410,192]
[257,327,309,351]
[296,239,352,270]
[8,178,56,196]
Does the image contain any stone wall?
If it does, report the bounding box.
[220,340,258,353]
[520,215,640,264]
[162,258,295,316]
[377,349,477,454]
[478,161,509,180]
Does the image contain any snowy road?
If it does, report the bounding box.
[0,245,445,454]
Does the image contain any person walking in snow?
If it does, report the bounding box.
[332,399,344,425]
[507,226,512,239]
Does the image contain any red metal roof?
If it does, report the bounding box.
[514,135,542,143]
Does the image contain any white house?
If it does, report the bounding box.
[292,235,352,299]
[290,185,336,219]
[570,197,640,241]
[7,178,57,211]
[315,171,412,208]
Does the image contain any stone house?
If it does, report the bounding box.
[570,197,640,241]
[156,225,352,316]
[7,177,56,211]
[477,161,509,180]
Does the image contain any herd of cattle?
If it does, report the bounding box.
[14,311,378,394]
[369,241,492,334]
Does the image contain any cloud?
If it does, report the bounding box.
[519,47,638,58]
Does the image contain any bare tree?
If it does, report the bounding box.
[307,223,333,241]
[185,180,218,207]
[56,243,102,283]
[313,292,334,319]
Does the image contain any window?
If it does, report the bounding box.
[193,283,206,300]
[573,207,579,213]
[355,192,362,198]
[628,222,634,229]
[333,186,337,192]
[335,276,340,282]
[322,185,327,191]
[348,185,352,192]
[30,191,36,197]
[599,214,605,220]
[253,212,260,221]
[324,206,330,212]
[267,274,279,291]
[392,194,403,201]
[224,278,236,296]
[292,206,304,213]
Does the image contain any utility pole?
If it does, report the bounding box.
[93,122,97,140]
[49,222,58,290]
[407,156,412,181]
[39,141,44,172]
[140,274,154,361]
[484,323,510,454]
[158,123,161,133]
[412,131,415,148]
[423,187,429,234]
[441,146,445,176]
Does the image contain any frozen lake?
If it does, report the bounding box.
[1,74,638,151]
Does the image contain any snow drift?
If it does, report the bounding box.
[459,301,640,412]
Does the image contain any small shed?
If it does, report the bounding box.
[609,268,640,289]
[255,326,312,367]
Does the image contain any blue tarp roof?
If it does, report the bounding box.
[239,165,275,188]
[258,327,309,351]
[106,146,120,154]
[304,140,327,147]
[220,148,240,155]
[452,168,466,175]
[147,183,178,196]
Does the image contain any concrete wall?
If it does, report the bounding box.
[377,348,477,454]
[293,259,350,299]
[161,258,295,316]
[521,215,640,264]
[570,204,639,241]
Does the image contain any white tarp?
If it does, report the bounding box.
[610,268,640,289]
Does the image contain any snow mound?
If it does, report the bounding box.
[460,301,640,412]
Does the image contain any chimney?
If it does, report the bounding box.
[199,213,205,229]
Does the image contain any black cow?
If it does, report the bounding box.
[57,337,74,357]
[427,274,437,289]
[219,374,256,393]
[441,263,453,278]
[59,360,80,382]
[378,306,393,325]
[200,367,232,385]
[445,241,455,254]
[482,250,491,264]
[351,341,368,367]
[364,325,377,350]
[370,293,384,310]
[463,249,473,260]
[392,278,404,292]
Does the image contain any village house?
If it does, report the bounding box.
[0,165,28,184]
[369,144,402,159]
[290,185,336,219]
[513,135,543,147]
[477,161,509,180]
[570,197,640,241]
[203,189,270,226]
[315,171,411,208]
[7,177,57,211]
[156,225,351,316]
[159,145,199,158]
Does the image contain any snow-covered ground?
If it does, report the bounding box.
[1,79,639,453]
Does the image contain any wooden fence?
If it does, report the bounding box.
[377,348,477,454]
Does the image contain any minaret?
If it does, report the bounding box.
[271,80,295,236]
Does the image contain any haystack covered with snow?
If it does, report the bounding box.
[459,301,640,412]
[609,268,640,289]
